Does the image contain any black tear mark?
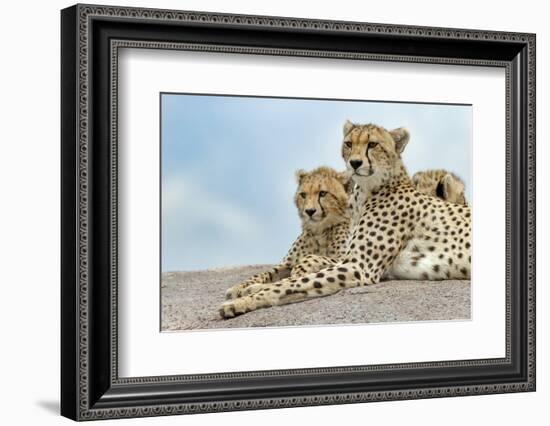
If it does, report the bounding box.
[318,192,326,218]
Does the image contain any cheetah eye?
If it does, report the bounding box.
[319,190,327,197]
[366,141,378,154]
[299,192,306,199]
[344,141,352,148]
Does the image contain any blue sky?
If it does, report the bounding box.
[161,94,472,272]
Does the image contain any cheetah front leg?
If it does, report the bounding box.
[290,254,339,279]
[219,263,365,318]
[239,254,339,298]
[224,263,292,300]
[225,232,313,299]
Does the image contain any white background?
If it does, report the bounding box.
[119,49,505,377]
[0,0,546,425]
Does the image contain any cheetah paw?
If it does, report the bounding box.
[225,286,241,300]
[226,282,265,300]
[219,299,249,319]
[225,283,253,300]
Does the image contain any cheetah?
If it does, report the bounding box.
[413,169,467,205]
[219,121,471,318]
[224,166,351,300]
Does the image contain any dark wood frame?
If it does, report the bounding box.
[61,3,536,421]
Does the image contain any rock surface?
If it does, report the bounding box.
[161,265,471,331]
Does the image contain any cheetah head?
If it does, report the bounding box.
[341,120,409,183]
[294,166,350,231]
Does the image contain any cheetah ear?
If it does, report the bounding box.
[441,173,465,197]
[337,171,354,194]
[343,119,355,136]
[295,169,307,185]
[389,127,410,154]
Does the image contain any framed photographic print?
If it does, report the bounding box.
[61,3,536,421]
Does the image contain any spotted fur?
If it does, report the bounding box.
[220,121,471,318]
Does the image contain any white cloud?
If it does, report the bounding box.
[162,175,262,239]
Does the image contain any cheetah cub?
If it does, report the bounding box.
[224,166,351,300]
[413,169,467,205]
[220,121,471,318]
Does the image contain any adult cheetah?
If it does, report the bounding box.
[224,166,351,300]
[220,121,471,318]
[413,169,467,206]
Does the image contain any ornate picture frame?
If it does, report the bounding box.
[61,4,535,421]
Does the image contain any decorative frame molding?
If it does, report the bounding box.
[61,3,535,421]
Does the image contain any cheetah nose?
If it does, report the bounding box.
[305,208,316,217]
[350,160,363,170]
